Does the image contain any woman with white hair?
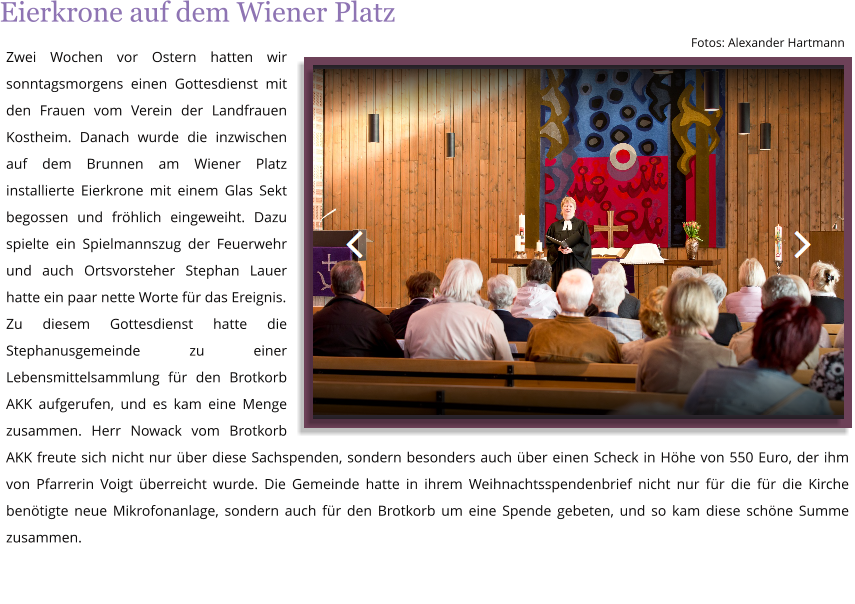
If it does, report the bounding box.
[588,272,643,343]
[724,258,766,323]
[700,272,742,346]
[636,278,737,393]
[546,196,592,288]
[405,259,513,360]
[584,261,640,319]
[809,261,843,324]
[487,274,532,342]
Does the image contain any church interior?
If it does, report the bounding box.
[308,61,849,420]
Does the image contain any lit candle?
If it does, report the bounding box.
[519,214,525,244]
[775,225,783,261]
[536,240,542,253]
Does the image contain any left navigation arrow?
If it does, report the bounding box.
[347,231,363,258]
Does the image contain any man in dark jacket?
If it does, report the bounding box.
[388,271,440,339]
[313,261,403,357]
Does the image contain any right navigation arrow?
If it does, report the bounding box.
[794,231,811,258]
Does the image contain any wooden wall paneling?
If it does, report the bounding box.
[507,72,518,268]
[726,69,738,292]
[788,69,800,277]
[461,70,472,265]
[516,69,527,265]
[488,69,499,278]
[323,70,333,229]
[442,69,453,266]
[831,69,845,229]
[809,70,821,235]
[388,69,400,306]
[453,70,464,264]
[434,70,446,275]
[778,70,790,276]
[426,70,437,277]
[331,70,342,232]
[365,71,378,306]
[830,69,842,233]
[820,69,831,232]
[407,70,418,281]
[479,69,489,280]
[799,69,810,279]
[417,70,428,273]
[357,70,368,252]
[399,69,410,300]
[470,70,482,265]
[498,69,509,277]
[346,70,357,233]
[748,153,759,262]
[767,70,779,276]
[377,69,392,307]
[737,71,748,280]
[757,70,768,271]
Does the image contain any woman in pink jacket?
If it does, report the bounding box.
[724,258,766,323]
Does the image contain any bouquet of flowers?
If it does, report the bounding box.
[682,221,703,242]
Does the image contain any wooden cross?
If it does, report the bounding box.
[593,210,628,248]
[322,254,337,273]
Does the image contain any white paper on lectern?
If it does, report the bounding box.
[619,243,665,264]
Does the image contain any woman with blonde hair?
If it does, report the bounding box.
[545,196,592,288]
[724,258,766,323]
[636,278,737,393]
[809,261,843,324]
[621,286,667,364]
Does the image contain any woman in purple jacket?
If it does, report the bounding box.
[724,258,766,323]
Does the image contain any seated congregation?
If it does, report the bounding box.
[312,257,844,416]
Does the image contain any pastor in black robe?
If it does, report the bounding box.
[546,216,592,289]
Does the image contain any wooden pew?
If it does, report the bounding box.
[313,381,687,416]
[313,306,397,315]
[819,348,841,356]
[314,357,639,390]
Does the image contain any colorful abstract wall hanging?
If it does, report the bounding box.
[535,69,726,248]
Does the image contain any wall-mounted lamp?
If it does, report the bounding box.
[368,71,380,143]
[703,71,719,111]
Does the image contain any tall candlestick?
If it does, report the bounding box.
[775,225,783,261]
[536,240,542,252]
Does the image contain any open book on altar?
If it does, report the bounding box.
[591,247,627,257]
[619,243,665,265]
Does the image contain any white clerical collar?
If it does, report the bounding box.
[563,220,573,230]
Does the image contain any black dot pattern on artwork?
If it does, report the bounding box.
[615,71,630,83]
[595,72,607,83]
[610,126,631,144]
[589,96,604,110]
[581,84,591,94]
[621,106,636,120]
[591,112,609,131]
[636,115,653,131]
[586,134,604,152]
[639,139,657,155]
[608,89,624,103]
